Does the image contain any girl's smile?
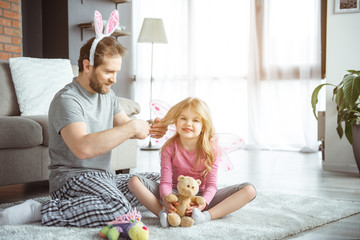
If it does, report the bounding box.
[182,127,193,132]
[176,108,203,141]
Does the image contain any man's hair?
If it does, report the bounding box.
[78,36,127,72]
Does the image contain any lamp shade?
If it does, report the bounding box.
[137,18,168,44]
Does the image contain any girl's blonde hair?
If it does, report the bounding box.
[160,97,217,176]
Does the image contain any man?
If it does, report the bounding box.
[0,36,166,227]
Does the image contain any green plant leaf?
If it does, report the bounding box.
[343,74,360,108]
[345,110,360,125]
[336,122,344,139]
[345,121,354,145]
[335,87,345,111]
[311,70,360,146]
[347,69,360,75]
[311,83,333,120]
[333,80,343,99]
[337,110,344,138]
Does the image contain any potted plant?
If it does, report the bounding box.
[311,69,360,172]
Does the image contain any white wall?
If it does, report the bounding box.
[324,0,360,173]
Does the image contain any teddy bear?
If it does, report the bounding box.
[165,175,206,227]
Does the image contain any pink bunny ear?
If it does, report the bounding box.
[94,10,103,38]
[104,10,119,36]
[89,10,118,66]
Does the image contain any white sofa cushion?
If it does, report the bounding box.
[9,57,74,116]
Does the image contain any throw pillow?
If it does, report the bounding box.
[118,97,141,116]
[9,57,74,116]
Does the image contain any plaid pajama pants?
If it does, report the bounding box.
[41,171,160,227]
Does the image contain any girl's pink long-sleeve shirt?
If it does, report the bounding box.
[159,138,219,205]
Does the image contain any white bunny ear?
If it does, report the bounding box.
[104,10,119,36]
[94,10,103,39]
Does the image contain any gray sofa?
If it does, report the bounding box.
[0,59,140,186]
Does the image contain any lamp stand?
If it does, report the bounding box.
[141,42,160,151]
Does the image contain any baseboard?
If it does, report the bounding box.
[323,161,359,174]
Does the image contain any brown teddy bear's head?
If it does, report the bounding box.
[177,175,201,197]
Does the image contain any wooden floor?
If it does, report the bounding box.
[1,149,359,239]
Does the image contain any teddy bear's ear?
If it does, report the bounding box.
[196,179,201,186]
[178,175,185,181]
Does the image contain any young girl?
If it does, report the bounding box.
[128,97,256,227]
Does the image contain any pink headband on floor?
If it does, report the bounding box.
[89,10,119,66]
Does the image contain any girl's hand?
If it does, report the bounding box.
[186,202,206,216]
[162,196,178,214]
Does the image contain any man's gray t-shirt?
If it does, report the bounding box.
[48,78,122,192]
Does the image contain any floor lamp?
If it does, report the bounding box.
[138,18,168,150]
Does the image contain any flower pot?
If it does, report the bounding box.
[352,125,360,173]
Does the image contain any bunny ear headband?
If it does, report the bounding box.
[89,10,119,66]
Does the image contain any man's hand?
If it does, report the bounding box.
[149,117,168,139]
[130,119,150,139]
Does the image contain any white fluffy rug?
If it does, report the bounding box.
[0,191,359,240]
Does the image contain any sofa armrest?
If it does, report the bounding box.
[24,115,49,146]
[118,97,141,116]
[0,116,43,148]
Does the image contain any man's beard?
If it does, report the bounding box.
[89,72,107,94]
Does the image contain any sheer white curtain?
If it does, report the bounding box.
[247,0,321,151]
[133,0,321,151]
